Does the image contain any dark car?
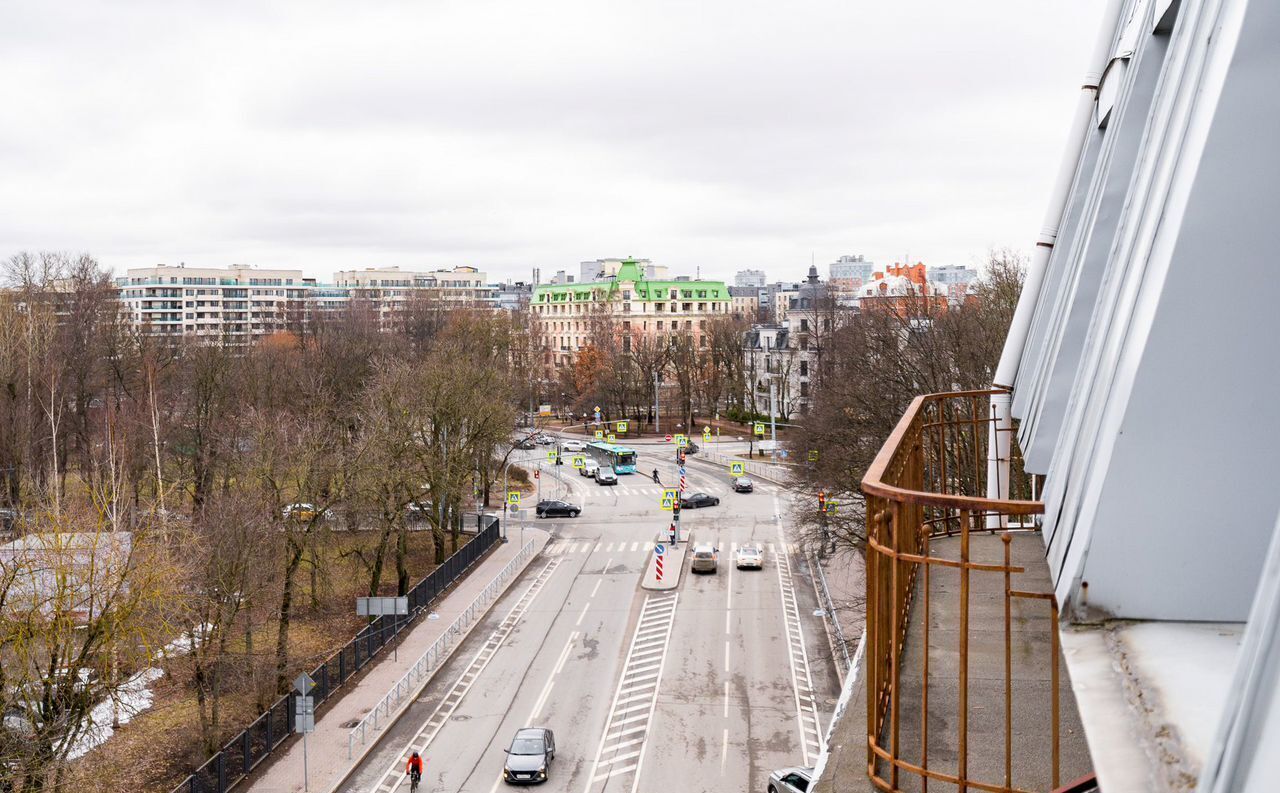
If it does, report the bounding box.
[685,441,700,454]
[503,726,556,785]
[768,766,813,793]
[514,438,537,450]
[535,499,581,518]
[732,477,754,493]
[679,492,720,509]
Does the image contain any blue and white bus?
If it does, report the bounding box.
[587,441,638,474]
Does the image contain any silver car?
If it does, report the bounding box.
[768,766,813,792]
[690,544,718,573]
[594,468,618,485]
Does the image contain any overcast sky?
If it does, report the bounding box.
[1,1,1107,284]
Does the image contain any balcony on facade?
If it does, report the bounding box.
[858,390,1091,793]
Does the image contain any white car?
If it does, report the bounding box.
[734,544,764,569]
[578,459,600,477]
[561,440,587,453]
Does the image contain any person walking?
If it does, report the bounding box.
[652,468,661,484]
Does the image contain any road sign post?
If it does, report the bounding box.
[293,673,317,791]
[655,543,666,581]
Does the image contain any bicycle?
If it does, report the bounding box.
[408,769,421,792]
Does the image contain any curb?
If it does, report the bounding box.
[641,532,690,591]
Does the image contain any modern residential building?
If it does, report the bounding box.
[116,263,499,342]
[733,269,767,288]
[531,258,730,368]
[928,263,980,301]
[822,2,1280,792]
[855,261,947,317]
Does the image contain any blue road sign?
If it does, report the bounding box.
[655,543,666,556]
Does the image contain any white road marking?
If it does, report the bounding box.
[724,639,730,672]
[723,680,730,717]
[575,601,590,626]
[601,559,612,576]
[583,593,679,793]
[368,560,561,793]
[720,728,728,772]
[529,632,579,721]
[774,493,825,765]
[630,542,640,552]
[590,579,603,597]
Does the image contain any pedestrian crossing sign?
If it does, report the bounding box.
[675,434,687,448]
[754,423,766,437]
[730,462,745,476]
[808,449,819,462]
[572,455,585,468]
[702,430,712,442]
[617,421,628,433]
[826,499,839,514]
[594,430,604,439]
[507,491,521,505]
[607,433,616,443]
[660,488,678,510]
[547,450,558,461]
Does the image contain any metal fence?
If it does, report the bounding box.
[171,516,501,793]
[346,539,536,757]
[862,390,1063,793]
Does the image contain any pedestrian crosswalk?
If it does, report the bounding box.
[544,540,801,556]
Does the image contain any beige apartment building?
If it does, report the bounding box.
[531,259,731,368]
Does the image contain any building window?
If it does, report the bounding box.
[800,360,808,376]
[657,321,664,330]
[682,303,692,311]
[800,318,809,332]
[800,381,809,397]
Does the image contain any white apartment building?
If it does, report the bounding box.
[733,269,767,288]
[117,264,495,342]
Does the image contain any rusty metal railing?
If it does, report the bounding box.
[862,390,1061,793]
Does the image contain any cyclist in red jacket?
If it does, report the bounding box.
[406,752,424,790]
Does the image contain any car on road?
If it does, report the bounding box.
[690,544,718,573]
[578,458,600,477]
[535,499,580,518]
[282,503,332,521]
[679,492,720,509]
[514,438,537,450]
[534,435,555,446]
[768,766,814,792]
[561,440,587,453]
[502,726,556,785]
[594,468,618,485]
[685,441,699,454]
[732,477,754,493]
[734,543,764,569]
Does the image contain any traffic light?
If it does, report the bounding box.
[818,491,826,513]
[673,498,682,516]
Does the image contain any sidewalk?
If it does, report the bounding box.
[248,529,550,793]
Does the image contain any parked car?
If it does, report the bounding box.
[502,726,556,785]
[690,544,718,573]
[561,440,587,453]
[734,543,764,569]
[679,492,720,509]
[732,477,754,493]
[578,458,600,477]
[768,766,814,793]
[594,468,618,485]
[535,499,581,518]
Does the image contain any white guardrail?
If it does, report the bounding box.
[698,449,793,483]
[346,539,536,758]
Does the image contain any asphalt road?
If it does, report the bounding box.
[339,443,839,793]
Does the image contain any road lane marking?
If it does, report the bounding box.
[721,728,728,772]
[774,493,825,765]
[529,631,579,721]
[575,601,590,626]
[590,579,603,597]
[724,639,730,672]
[368,559,562,793]
[723,680,729,717]
[583,593,679,793]
[630,541,640,552]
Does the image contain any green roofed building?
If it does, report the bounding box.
[533,258,730,368]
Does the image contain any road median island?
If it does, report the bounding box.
[244,528,550,793]
[641,531,690,591]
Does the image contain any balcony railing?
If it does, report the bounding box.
[861,389,1069,793]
